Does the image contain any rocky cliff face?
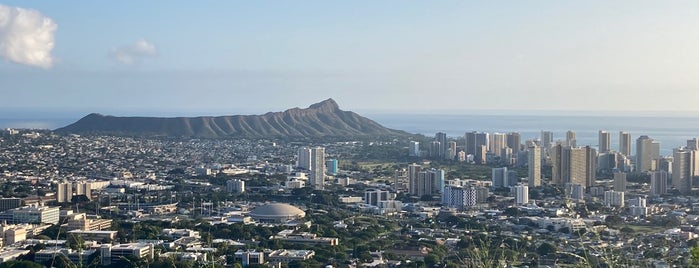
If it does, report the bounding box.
[56,99,409,138]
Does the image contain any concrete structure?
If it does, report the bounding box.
[393,169,408,192]
[619,131,632,156]
[74,182,92,199]
[1,224,27,245]
[566,130,577,147]
[364,189,389,207]
[604,190,625,207]
[0,249,30,262]
[227,179,245,193]
[408,141,420,157]
[672,147,696,194]
[637,135,660,172]
[490,133,506,158]
[447,141,457,160]
[613,172,627,193]
[552,145,597,188]
[688,138,699,150]
[566,183,585,200]
[416,169,444,196]
[429,141,441,159]
[442,185,477,209]
[408,164,421,196]
[296,147,311,170]
[66,213,112,231]
[274,230,339,246]
[528,144,541,187]
[67,230,117,242]
[267,249,315,264]
[248,203,306,223]
[491,167,508,188]
[235,250,264,267]
[599,130,611,153]
[35,249,96,266]
[465,131,489,158]
[0,198,22,212]
[435,132,447,159]
[515,184,529,205]
[541,131,554,152]
[325,159,338,175]
[309,147,326,190]
[101,243,154,266]
[507,132,522,154]
[475,144,487,165]
[651,170,669,196]
[9,205,59,225]
[56,182,72,203]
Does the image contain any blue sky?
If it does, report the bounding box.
[2,1,699,115]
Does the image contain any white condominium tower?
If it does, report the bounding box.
[309,147,326,190]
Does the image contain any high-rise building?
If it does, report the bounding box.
[416,169,443,197]
[658,156,673,174]
[672,147,695,194]
[309,147,326,190]
[74,182,92,200]
[435,132,447,159]
[434,169,445,194]
[619,131,632,156]
[528,145,541,187]
[490,133,506,158]
[551,145,597,188]
[475,145,487,164]
[515,184,529,205]
[501,147,514,165]
[296,147,311,170]
[541,131,554,151]
[457,151,466,162]
[429,141,441,159]
[598,130,611,153]
[325,159,338,175]
[636,136,660,172]
[465,132,489,156]
[408,164,422,196]
[506,132,522,154]
[613,172,627,193]
[226,179,245,193]
[491,167,508,188]
[408,141,420,157]
[566,183,585,200]
[604,191,624,207]
[689,138,699,151]
[650,170,668,196]
[393,169,408,192]
[364,189,389,206]
[442,185,477,209]
[56,182,72,203]
[566,130,577,147]
[447,141,457,160]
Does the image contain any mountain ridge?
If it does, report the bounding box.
[55,99,410,139]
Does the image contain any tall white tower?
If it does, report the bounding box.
[310,147,326,190]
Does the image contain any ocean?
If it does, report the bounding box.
[2,110,698,156]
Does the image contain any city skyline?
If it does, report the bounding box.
[3,1,699,113]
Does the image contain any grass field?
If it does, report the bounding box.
[623,224,666,234]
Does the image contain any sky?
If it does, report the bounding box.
[2,1,699,116]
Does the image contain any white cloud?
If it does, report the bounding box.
[110,39,157,64]
[0,4,57,68]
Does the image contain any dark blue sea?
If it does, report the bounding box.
[2,109,699,156]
